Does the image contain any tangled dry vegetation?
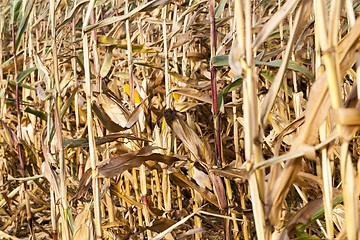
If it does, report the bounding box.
[2,0,360,239]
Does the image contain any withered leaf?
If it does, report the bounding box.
[209,167,248,182]
[148,218,189,233]
[170,171,219,208]
[209,172,228,209]
[92,102,126,132]
[0,120,18,149]
[278,197,324,240]
[72,169,92,201]
[164,108,214,165]
[97,146,185,178]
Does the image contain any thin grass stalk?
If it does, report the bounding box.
[232,91,240,167]
[50,0,70,238]
[278,0,290,118]
[228,3,241,239]
[50,190,57,240]
[181,0,192,77]
[152,127,163,210]
[84,33,102,238]
[0,13,4,119]
[163,6,170,108]
[209,0,222,166]
[224,178,240,239]
[132,168,144,232]
[346,0,360,101]
[174,139,184,212]
[53,105,71,239]
[71,19,83,182]
[90,6,106,225]
[105,145,115,222]
[11,12,35,239]
[153,169,162,209]
[90,10,101,93]
[162,2,172,222]
[289,14,302,121]
[192,189,202,240]
[124,177,134,229]
[125,0,134,107]
[229,89,240,239]
[83,0,102,237]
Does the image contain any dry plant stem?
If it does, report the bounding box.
[243,0,267,239]
[12,21,35,239]
[315,0,358,238]
[84,33,102,239]
[83,1,102,237]
[50,0,70,237]
[105,141,115,222]
[0,14,4,119]
[320,122,333,239]
[54,102,70,239]
[124,177,134,228]
[229,91,240,240]
[315,19,333,237]
[234,1,249,238]
[162,6,174,239]
[72,20,80,131]
[345,1,360,102]
[229,9,240,240]
[340,142,359,239]
[162,5,172,208]
[50,189,57,240]
[125,0,134,107]
[90,10,101,93]
[278,0,290,118]
[224,178,240,239]
[132,168,144,231]
[125,0,150,236]
[209,0,222,166]
[163,6,170,108]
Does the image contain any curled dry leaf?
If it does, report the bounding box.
[98,93,129,128]
[147,218,190,233]
[0,120,18,150]
[164,108,214,165]
[170,171,219,208]
[209,172,227,209]
[97,146,185,178]
[72,169,92,200]
[209,167,248,182]
[64,133,150,149]
[93,91,148,132]
[170,88,212,104]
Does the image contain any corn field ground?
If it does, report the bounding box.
[2,0,360,239]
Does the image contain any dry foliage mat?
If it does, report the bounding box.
[1,0,360,239]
